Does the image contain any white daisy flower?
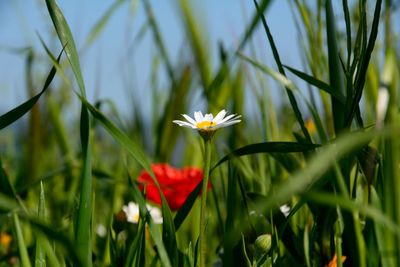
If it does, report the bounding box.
[173,109,241,138]
[122,202,163,224]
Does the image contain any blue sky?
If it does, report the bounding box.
[0,0,300,117]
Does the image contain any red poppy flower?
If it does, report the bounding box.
[137,163,211,211]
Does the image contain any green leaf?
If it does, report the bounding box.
[345,0,382,127]
[35,182,46,267]
[45,0,86,95]
[325,0,346,132]
[28,218,84,266]
[238,53,297,92]
[0,157,16,198]
[212,141,319,171]
[304,191,400,235]
[44,1,93,265]
[283,64,345,104]
[78,95,173,266]
[0,192,18,212]
[84,0,125,49]
[252,0,311,143]
[13,213,32,267]
[252,127,400,218]
[237,0,273,52]
[173,180,202,231]
[0,51,61,130]
[129,178,172,267]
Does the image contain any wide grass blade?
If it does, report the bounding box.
[44,1,93,265]
[325,0,345,133]
[45,0,86,96]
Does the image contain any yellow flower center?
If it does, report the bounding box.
[196,121,215,129]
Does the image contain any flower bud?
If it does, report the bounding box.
[254,234,271,256]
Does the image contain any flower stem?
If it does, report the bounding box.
[199,138,211,267]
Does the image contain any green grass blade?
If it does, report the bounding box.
[283,64,345,104]
[173,180,201,231]
[178,0,210,92]
[175,141,316,231]
[77,95,173,266]
[44,1,93,265]
[28,218,84,266]
[84,0,125,49]
[75,107,93,267]
[252,0,311,143]
[0,157,16,198]
[252,127,399,216]
[304,191,400,235]
[342,0,351,70]
[13,213,32,267]
[0,50,61,130]
[325,0,345,133]
[0,192,18,212]
[35,182,46,267]
[142,0,176,84]
[237,0,273,52]
[345,0,382,127]
[212,141,319,171]
[124,214,146,267]
[45,0,86,95]
[239,53,297,92]
[129,178,172,267]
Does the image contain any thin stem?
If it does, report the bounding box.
[199,138,212,267]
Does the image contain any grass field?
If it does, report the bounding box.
[1,0,400,266]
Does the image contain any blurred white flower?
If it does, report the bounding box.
[122,202,163,224]
[173,109,241,133]
[280,204,291,217]
[376,86,389,129]
[95,224,107,238]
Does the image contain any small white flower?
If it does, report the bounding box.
[280,204,291,217]
[173,109,241,134]
[376,86,389,129]
[122,202,163,224]
[95,224,107,237]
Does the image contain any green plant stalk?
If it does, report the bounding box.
[35,182,46,267]
[13,212,32,267]
[199,138,211,267]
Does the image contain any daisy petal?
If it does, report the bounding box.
[182,114,197,125]
[173,120,197,128]
[218,114,236,124]
[214,120,241,129]
[204,113,213,121]
[213,109,226,123]
[194,111,203,122]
